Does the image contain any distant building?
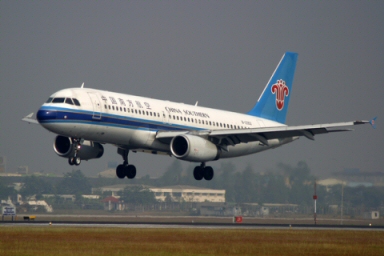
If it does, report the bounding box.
[318,178,373,190]
[97,169,119,178]
[150,185,225,203]
[102,196,123,211]
[333,168,384,186]
[93,184,226,203]
[317,178,347,191]
[363,211,380,220]
[17,166,29,175]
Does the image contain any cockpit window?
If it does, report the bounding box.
[65,98,74,105]
[46,97,53,103]
[52,97,65,103]
[72,98,81,106]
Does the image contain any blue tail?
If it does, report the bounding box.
[248,52,298,124]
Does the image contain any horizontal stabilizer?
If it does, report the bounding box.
[22,113,39,124]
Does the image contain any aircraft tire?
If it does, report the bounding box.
[126,165,136,179]
[68,158,75,166]
[116,165,125,179]
[74,157,81,166]
[193,166,204,180]
[203,166,214,181]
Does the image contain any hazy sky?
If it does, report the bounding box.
[1,1,382,178]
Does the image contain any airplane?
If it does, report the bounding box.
[22,52,376,181]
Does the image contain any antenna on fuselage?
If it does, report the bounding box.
[195,101,198,106]
[81,82,85,88]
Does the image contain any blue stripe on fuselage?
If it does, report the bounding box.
[37,105,201,132]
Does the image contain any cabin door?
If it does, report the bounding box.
[87,92,102,119]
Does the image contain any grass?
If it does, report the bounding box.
[0,226,383,255]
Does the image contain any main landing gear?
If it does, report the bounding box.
[116,148,136,179]
[193,163,214,181]
[68,138,82,166]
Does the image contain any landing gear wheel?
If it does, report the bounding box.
[126,165,136,179]
[68,158,75,166]
[203,166,214,181]
[193,166,204,180]
[74,157,81,166]
[116,165,125,179]
[116,149,138,179]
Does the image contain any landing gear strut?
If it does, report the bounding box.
[68,138,82,166]
[116,148,136,179]
[193,163,214,181]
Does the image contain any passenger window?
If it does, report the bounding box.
[72,98,81,106]
[124,108,126,112]
[112,106,115,110]
[146,111,149,115]
[135,110,138,114]
[104,104,107,109]
[52,97,65,103]
[65,98,74,105]
[46,97,53,103]
[139,110,141,114]
[108,105,111,110]
[120,107,122,111]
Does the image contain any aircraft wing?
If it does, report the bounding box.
[156,120,372,147]
[22,113,39,124]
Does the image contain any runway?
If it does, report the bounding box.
[2,220,383,231]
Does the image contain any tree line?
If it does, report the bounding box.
[1,161,383,210]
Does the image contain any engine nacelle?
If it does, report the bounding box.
[53,136,104,160]
[170,134,220,162]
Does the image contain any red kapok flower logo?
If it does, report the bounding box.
[271,79,289,111]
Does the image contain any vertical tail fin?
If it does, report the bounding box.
[248,52,298,124]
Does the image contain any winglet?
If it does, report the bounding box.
[369,117,377,129]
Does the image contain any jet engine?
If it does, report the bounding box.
[170,134,220,162]
[53,135,104,160]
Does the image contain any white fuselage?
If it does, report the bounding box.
[37,88,295,161]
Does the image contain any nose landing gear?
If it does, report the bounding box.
[68,138,82,166]
[68,156,81,166]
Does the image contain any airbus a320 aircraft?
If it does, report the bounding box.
[23,52,375,181]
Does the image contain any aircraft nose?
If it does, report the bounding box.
[36,108,57,123]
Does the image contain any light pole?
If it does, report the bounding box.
[313,180,317,225]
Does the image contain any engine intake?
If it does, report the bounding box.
[53,136,104,160]
[170,134,220,162]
